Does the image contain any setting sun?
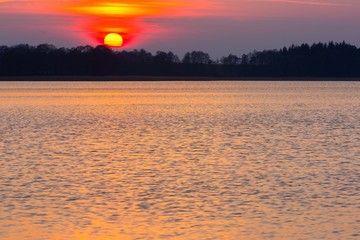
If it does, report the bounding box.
[104,33,123,47]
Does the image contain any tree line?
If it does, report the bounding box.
[0,42,360,77]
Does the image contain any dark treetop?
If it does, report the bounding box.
[1,42,360,78]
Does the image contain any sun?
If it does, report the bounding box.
[104,33,123,47]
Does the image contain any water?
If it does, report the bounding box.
[0,81,359,240]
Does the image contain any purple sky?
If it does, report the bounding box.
[0,0,359,58]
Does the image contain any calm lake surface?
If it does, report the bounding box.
[0,81,359,240]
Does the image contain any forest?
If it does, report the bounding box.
[0,42,360,77]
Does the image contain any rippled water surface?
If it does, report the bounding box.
[0,81,359,240]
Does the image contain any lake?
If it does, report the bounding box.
[0,81,359,239]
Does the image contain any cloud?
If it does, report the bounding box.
[264,0,341,6]
[54,0,224,46]
[1,0,359,54]
[0,0,226,48]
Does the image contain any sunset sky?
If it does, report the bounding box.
[1,0,359,57]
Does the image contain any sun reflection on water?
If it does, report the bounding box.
[0,81,359,240]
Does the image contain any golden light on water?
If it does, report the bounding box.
[0,82,359,239]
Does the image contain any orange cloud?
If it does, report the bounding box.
[58,1,184,47]
[56,0,222,47]
[0,0,224,47]
[6,0,347,49]
[63,1,184,17]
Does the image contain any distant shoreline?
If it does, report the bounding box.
[1,76,360,81]
[2,42,360,78]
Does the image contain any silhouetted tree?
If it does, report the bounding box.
[182,51,211,64]
[221,54,240,65]
[1,42,360,77]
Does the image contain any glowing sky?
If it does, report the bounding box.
[0,0,359,57]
